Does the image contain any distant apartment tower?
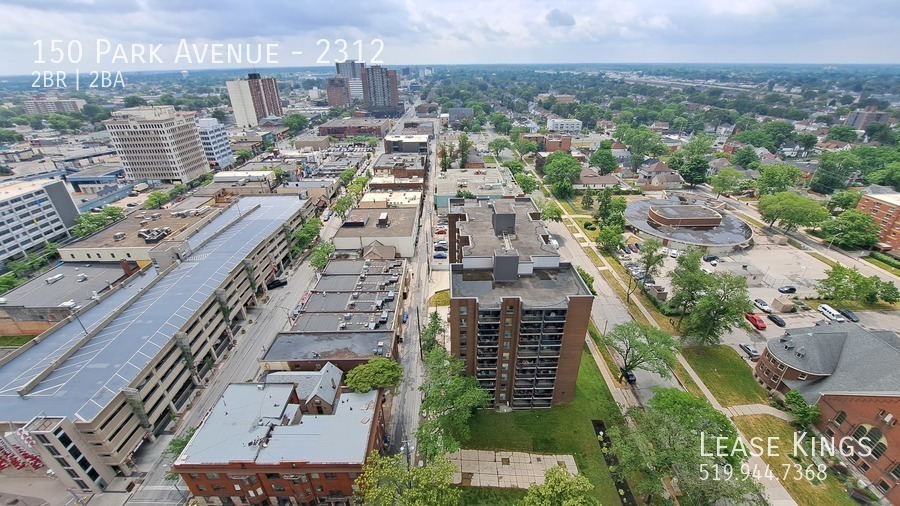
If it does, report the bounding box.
[856,191,900,250]
[447,198,593,409]
[363,65,401,117]
[0,180,78,263]
[23,96,86,115]
[335,60,366,100]
[325,77,352,108]
[547,118,582,134]
[196,118,235,170]
[103,106,208,184]
[845,107,892,130]
[226,73,283,128]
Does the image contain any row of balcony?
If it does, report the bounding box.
[511,399,553,408]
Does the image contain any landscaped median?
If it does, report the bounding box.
[681,345,769,407]
[464,350,626,505]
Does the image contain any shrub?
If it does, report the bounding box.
[583,221,596,231]
[869,251,900,269]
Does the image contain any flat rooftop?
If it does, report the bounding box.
[0,196,305,423]
[0,263,133,308]
[650,205,721,219]
[262,332,393,363]
[625,198,752,247]
[62,198,221,249]
[866,192,900,207]
[373,153,425,169]
[175,382,378,466]
[454,199,558,260]
[450,262,590,309]
[360,191,422,207]
[0,179,57,198]
[435,168,520,196]
[319,118,389,127]
[67,164,124,179]
[384,134,429,143]
[291,312,395,333]
[335,208,418,239]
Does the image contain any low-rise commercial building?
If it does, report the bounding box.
[0,179,79,264]
[173,370,385,506]
[447,198,593,409]
[383,134,429,155]
[547,118,582,134]
[358,190,422,209]
[367,175,425,192]
[66,164,125,194]
[333,208,419,258]
[1,196,307,493]
[373,153,427,179]
[317,118,390,139]
[434,168,521,210]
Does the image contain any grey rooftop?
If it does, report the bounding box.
[450,262,590,309]
[625,198,752,247]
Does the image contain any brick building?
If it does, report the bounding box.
[856,192,900,251]
[325,77,351,108]
[447,198,593,409]
[317,118,390,139]
[173,365,385,506]
[754,325,900,503]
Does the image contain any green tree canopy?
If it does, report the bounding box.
[487,138,511,157]
[521,467,594,506]
[682,132,713,158]
[588,148,617,175]
[826,125,858,143]
[708,167,746,196]
[354,452,459,506]
[601,321,679,380]
[596,224,624,254]
[827,189,861,212]
[622,125,667,168]
[758,192,829,231]
[756,163,802,195]
[683,272,752,345]
[732,145,760,169]
[810,151,860,195]
[345,357,403,393]
[821,209,880,249]
[284,114,310,135]
[309,241,335,270]
[514,173,538,195]
[679,155,709,187]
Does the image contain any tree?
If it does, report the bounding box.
[333,195,354,218]
[580,191,595,209]
[879,280,900,303]
[338,168,356,187]
[588,149,617,175]
[514,173,538,195]
[43,241,61,259]
[821,209,880,249]
[487,138,511,157]
[796,133,818,157]
[144,191,169,209]
[416,347,490,462]
[345,357,403,393]
[101,206,125,222]
[542,151,582,184]
[864,122,898,146]
[758,192,829,231]
[623,125,666,168]
[420,310,445,353]
[514,138,538,156]
[0,129,24,143]
[815,264,861,302]
[458,133,472,168]
[810,151,860,195]
[521,467,594,506]
[292,218,322,253]
[309,241,335,270]
[732,145,760,168]
[683,272,752,345]
[682,132,713,158]
[576,266,597,296]
[627,239,666,301]
[826,125,858,143]
[756,163,802,195]
[761,120,797,150]
[784,390,821,429]
[235,149,253,163]
[168,184,189,200]
[123,95,147,108]
[354,452,459,506]
[679,155,709,187]
[455,189,475,199]
[709,167,746,196]
[601,322,679,380]
[596,224,623,254]
[502,160,525,174]
[163,427,196,457]
[284,114,309,135]
[210,109,227,122]
[670,248,713,326]
[551,180,574,199]
[609,388,760,504]
[827,189,861,212]
[536,199,563,222]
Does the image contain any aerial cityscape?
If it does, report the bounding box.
[0,2,899,506]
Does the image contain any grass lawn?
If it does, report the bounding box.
[862,256,900,276]
[483,155,498,163]
[736,212,768,229]
[458,486,527,505]
[588,321,626,387]
[0,335,33,347]
[733,415,856,506]
[681,346,768,407]
[576,218,600,242]
[672,359,704,398]
[808,252,838,268]
[465,350,624,505]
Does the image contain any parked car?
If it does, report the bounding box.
[623,262,637,268]
[744,313,767,330]
[778,285,797,294]
[710,260,718,266]
[701,267,713,275]
[402,310,409,323]
[754,299,773,313]
[669,250,679,258]
[767,314,786,327]
[126,202,138,207]
[633,242,642,251]
[434,245,448,251]
[266,278,288,289]
[433,252,448,259]
[628,244,639,253]
[703,255,719,262]
[662,247,669,254]
[837,307,859,323]
[739,343,761,361]
[435,229,446,235]
[619,366,637,384]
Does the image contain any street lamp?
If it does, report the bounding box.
[399,441,415,469]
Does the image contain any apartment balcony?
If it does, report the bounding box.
[479,315,501,324]
[536,371,557,379]
[516,369,536,378]
[544,313,566,322]
[539,349,561,358]
[514,380,535,388]
[540,339,563,347]
[519,338,539,346]
[535,380,555,389]
[518,349,538,358]
[520,324,542,333]
[476,360,497,369]
[511,399,532,408]
[479,380,496,389]
[477,351,498,359]
[534,388,554,398]
[532,399,552,408]
[543,325,565,334]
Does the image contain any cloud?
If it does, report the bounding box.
[545,8,576,27]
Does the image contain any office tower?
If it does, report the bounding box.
[0,180,78,263]
[325,77,352,108]
[226,73,283,128]
[196,118,235,170]
[447,198,593,409]
[103,106,208,184]
[335,61,365,100]
[23,96,86,115]
[363,65,401,117]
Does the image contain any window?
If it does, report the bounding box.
[205,473,219,480]
[771,375,780,382]
[212,485,226,492]
[459,307,466,316]
[859,462,870,472]
[310,473,319,480]
[891,463,900,480]
[272,484,285,491]
[315,485,324,492]
[871,442,887,460]
[797,373,807,380]
[877,481,890,493]
[506,306,514,314]
[834,411,847,425]
[776,363,785,371]
[324,473,337,480]
[852,425,868,440]
[196,485,206,492]
[265,473,279,479]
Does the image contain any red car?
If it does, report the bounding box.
[744,312,767,331]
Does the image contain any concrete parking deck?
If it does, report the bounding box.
[448,449,577,489]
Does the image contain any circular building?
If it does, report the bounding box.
[624,198,752,253]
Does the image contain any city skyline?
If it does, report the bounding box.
[1,0,899,75]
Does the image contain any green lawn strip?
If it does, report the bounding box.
[465,350,625,505]
[557,199,579,216]
[807,252,838,268]
[588,255,654,328]
[575,218,600,242]
[861,256,900,277]
[601,253,680,335]
[671,359,704,399]
[457,486,527,505]
[587,321,625,387]
[732,415,857,506]
[681,346,768,407]
[0,335,34,347]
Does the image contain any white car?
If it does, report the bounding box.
[754,299,774,313]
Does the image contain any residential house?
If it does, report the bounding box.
[716,124,736,137]
[611,142,632,169]
[709,158,733,174]
[574,168,621,190]
[723,141,747,154]
[816,140,853,153]
[650,173,684,189]
[780,141,802,158]
[637,161,673,182]
[649,121,670,133]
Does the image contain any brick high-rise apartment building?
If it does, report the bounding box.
[103,106,209,184]
[447,198,593,409]
[363,65,401,117]
[325,77,351,108]
[226,73,283,128]
[856,191,900,250]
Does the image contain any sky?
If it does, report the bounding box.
[1,0,898,75]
